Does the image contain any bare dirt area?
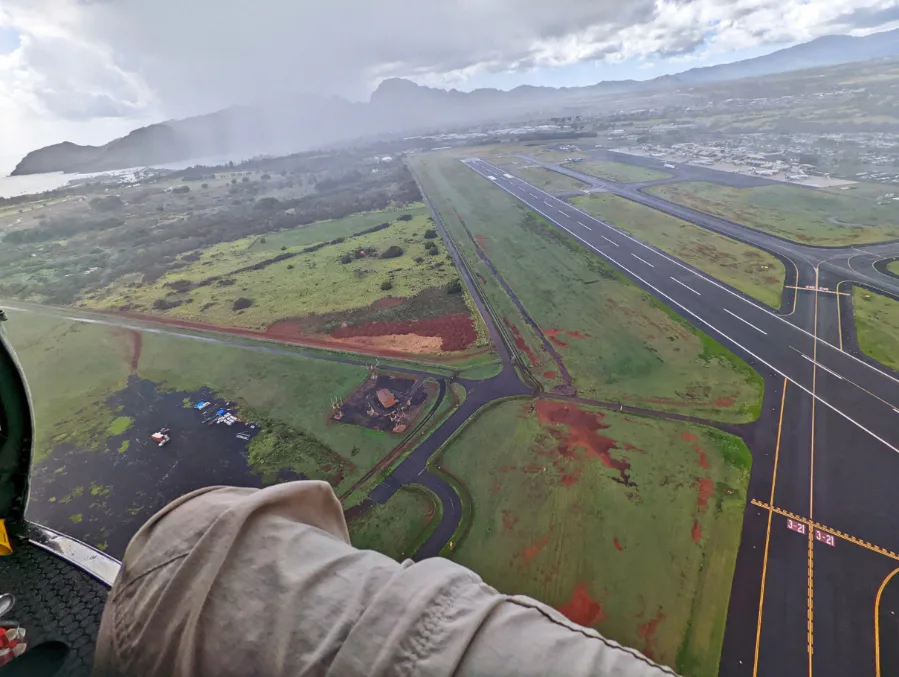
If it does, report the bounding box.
[330,314,477,352]
[334,374,435,434]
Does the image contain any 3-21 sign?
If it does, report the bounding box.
[815,529,836,547]
[787,519,806,535]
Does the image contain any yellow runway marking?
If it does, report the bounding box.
[809,266,820,673]
[753,379,789,677]
[875,568,899,677]
[751,499,899,562]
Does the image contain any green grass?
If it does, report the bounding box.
[83,206,469,333]
[853,287,899,371]
[565,160,672,183]
[106,416,133,436]
[4,311,408,492]
[440,398,750,677]
[411,153,764,423]
[515,167,588,193]
[572,194,786,308]
[647,182,899,246]
[888,261,899,277]
[347,484,441,560]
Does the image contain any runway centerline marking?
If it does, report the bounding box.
[671,277,701,296]
[631,254,654,267]
[577,221,593,231]
[600,235,618,246]
[751,500,899,562]
[800,353,844,380]
[723,308,768,335]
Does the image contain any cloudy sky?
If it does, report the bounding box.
[1,0,899,174]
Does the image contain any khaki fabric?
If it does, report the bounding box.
[95,481,677,677]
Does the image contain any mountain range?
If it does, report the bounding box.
[11,28,899,176]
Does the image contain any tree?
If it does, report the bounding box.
[201,183,209,189]
[242,177,250,183]
[232,297,254,310]
[261,174,271,180]
[228,161,235,168]
[380,280,393,291]
[380,245,404,259]
[423,229,438,239]
[445,279,463,295]
[428,247,439,256]
[89,195,124,212]
[397,214,413,221]
[340,253,353,264]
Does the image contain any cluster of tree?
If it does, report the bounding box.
[314,170,363,192]
[4,215,124,244]
[380,245,404,259]
[89,195,125,212]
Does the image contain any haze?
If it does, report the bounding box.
[2,0,899,173]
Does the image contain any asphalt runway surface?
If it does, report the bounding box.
[463,156,899,676]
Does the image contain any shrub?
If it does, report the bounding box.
[201,183,209,189]
[280,246,288,251]
[428,248,439,256]
[340,253,353,264]
[254,197,281,211]
[89,196,125,212]
[232,297,254,310]
[231,178,237,184]
[414,257,424,264]
[172,185,190,194]
[242,177,250,183]
[261,174,271,180]
[260,237,267,244]
[380,280,393,291]
[425,241,437,251]
[380,245,404,259]
[446,279,463,295]
[424,229,438,239]
[287,264,295,270]
[398,214,413,221]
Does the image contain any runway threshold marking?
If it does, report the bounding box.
[753,379,788,677]
[671,277,701,296]
[750,499,899,562]
[723,308,767,335]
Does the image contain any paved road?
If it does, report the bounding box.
[463,157,899,676]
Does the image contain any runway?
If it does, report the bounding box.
[463,157,899,676]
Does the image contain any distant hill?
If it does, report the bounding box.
[12,28,899,176]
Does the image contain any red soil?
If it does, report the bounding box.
[545,329,569,348]
[637,612,666,659]
[502,510,519,532]
[694,446,710,469]
[476,273,488,284]
[558,583,606,627]
[614,538,624,552]
[107,309,483,362]
[560,468,582,487]
[474,234,489,251]
[713,396,736,407]
[680,432,697,442]
[535,401,633,485]
[692,520,703,543]
[697,477,714,512]
[331,314,477,352]
[503,317,539,366]
[520,535,550,566]
[543,371,558,379]
[566,331,586,339]
[370,296,407,310]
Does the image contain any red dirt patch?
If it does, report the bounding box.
[474,234,489,251]
[614,538,624,552]
[503,317,539,366]
[680,432,697,442]
[543,371,558,379]
[566,331,586,339]
[692,520,703,543]
[502,510,519,532]
[694,446,710,469]
[535,401,633,486]
[476,273,488,284]
[560,468,582,487]
[371,296,406,310]
[713,396,736,408]
[545,329,569,348]
[637,613,666,659]
[558,583,606,627]
[520,535,550,566]
[697,477,714,512]
[332,314,476,352]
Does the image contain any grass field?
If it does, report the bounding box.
[565,160,671,183]
[515,167,589,193]
[572,194,787,308]
[348,485,440,559]
[411,153,763,423]
[4,311,407,493]
[81,206,483,355]
[647,182,899,246]
[440,398,750,676]
[853,287,899,371]
[888,261,899,276]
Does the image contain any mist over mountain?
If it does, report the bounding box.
[11,28,899,176]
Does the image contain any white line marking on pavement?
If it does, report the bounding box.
[671,277,701,295]
[631,254,654,267]
[800,353,844,380]
[723,308,767,335]
[600,235,618,247]
[577,221,593,231]
[544,200,552,206]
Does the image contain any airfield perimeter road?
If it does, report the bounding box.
[463,157,899,677]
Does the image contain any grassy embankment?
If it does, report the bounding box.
[564,160,671,183]
[853,287,899,371]
[572,194,786,308]
[411,153,763,423]
[348,484,441,560]
[515,167,589,193]
[647,182,899,246]
[888,261,899,277]
[438,398,750,677]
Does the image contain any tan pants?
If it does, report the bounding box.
[95,481,676,676]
